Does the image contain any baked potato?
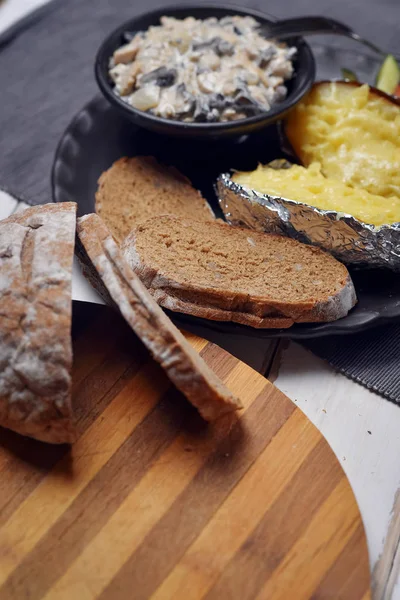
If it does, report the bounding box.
[284,81,400,199]
[232,161,400,227]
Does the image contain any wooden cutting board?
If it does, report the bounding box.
[0,303,370,600]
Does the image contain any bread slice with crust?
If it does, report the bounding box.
[122,215,357,328]
[0,203,76,443]
[149,291,294,329]
[95,156,214,244]
[76,213,242,421]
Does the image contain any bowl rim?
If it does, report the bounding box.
[94,2,316,133]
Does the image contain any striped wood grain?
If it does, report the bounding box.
[0,303,371,600]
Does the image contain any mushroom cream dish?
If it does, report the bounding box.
[109,15,296,122]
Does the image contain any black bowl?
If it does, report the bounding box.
[95,3,316,139]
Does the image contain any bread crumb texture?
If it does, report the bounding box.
[123,216,357,326]
[95,156,214,244]
[129,216,350,301]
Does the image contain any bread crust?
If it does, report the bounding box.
[150,280,356,328]
[151,290,294,329]
[0,203,76,443]
[76,213,242,421]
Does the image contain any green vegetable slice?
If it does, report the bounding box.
[341,68,358,82]
[376,54,400,95]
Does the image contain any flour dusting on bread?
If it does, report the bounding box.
[0,203,76,444]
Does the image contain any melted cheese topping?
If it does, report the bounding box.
[285,83,400,199]
[232,162,400,226]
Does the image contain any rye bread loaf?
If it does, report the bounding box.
[95,156,214,244]
[76,213,242,421]
[0,203,76,443]
[123,216,357,328]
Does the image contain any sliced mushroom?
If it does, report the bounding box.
[258,47,277,69]
[140,66,177,87]
[214,38,235,57]
[193,97,212,121]
[233,87,266,114]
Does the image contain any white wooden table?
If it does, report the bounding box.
[1,1,400,598]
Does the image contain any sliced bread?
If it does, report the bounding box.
[0,203,76,443]
[95,156,214,244]
[122,216,357,328]
[76,213,242,421]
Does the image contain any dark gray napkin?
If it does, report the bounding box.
[305,324,400,404]
[1,0,400,401]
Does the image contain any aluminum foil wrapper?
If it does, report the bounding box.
[217,161,400,271]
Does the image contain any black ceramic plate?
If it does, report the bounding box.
[52,92,400,339]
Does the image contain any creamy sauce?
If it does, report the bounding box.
[109,15,296,122]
